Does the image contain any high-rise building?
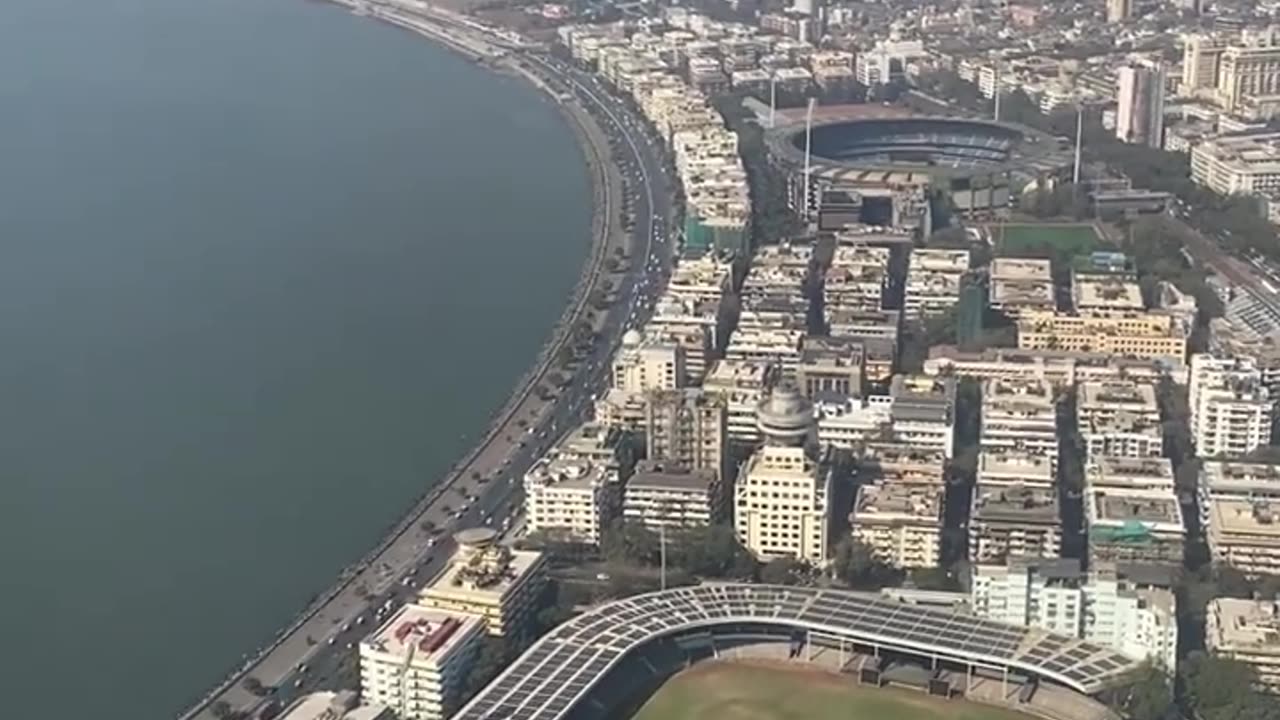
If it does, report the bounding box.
[735,385,832,563]
[1189,354,1272,458]
[1106,0,1132,23]
[358,605,485,720]
[1116,65,1166,148]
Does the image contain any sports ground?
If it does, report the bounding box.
[992,223,1104,256]
[631,663,1037,720]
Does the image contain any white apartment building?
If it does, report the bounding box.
[1189,354,1272,458]
[971,559,1178,672]
[359,605,485,720]
[623,460,722,530]
[1206,598,1280,693]
[904,248,969,319]
[703,358,774,442]
[524,454,616,545]
[735,445,832,563]
[1073,275,1145,312]
[981,377,1059,465]
[970,483,1061,564]
[613,329,686,392]
[851,482,943,569]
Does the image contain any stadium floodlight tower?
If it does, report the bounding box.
[803,97,816,223]
[1073,103,1083,184]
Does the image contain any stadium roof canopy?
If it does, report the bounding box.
[453,584,1141,720]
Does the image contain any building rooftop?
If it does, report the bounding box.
[361,604,483,663]
[1086,456,1174,490]
[979,451,1054,486]
[972,483,1060,523]
[985,376,1054,403]
[991,257,1052,282]
[1207,598,1280,654]
[278,692,388,720]
[628,460,717,493]
[1087,488,1184,529]
[1075,276,1144,310]
[1079,380,1158,411]
[854,481,943,521]
[525,455,614,491]
[1209,498,1280,540]
[424,540,544,601]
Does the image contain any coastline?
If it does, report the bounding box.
[177,5,620,719]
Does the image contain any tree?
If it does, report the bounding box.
[241,676,265,696]
[1181,651,1258,719]
[667,524,757,578]
[1115,661,1171,720]
[832,537,902,589]
[211,701,233,719]
[759,556,809,585]
[463,637,512,699]
[600,519,659,565]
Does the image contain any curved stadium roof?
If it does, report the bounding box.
[453,584,1141,720]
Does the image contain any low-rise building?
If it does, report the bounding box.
[1086,488,1186,567]
[1016,310,1187,361]
[851,482,943,568]
[969,483,1062,563]
[623,459,722,531]
[724,327,804,378]
[359,605,485,720]
[1206,598,1280,693]
[924,346,1175,388]
[418,528,547,638]
[524,454,617,545]
[989,257,1055,317]
[1073,274,1145,311]
[612,329,686,392]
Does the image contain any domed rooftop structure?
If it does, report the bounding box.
[756,383,815,446]
[621,329,644,347]
[455,527,500,549]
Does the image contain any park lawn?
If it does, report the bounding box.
[995,224,1103,257]
[632,663,1037,720]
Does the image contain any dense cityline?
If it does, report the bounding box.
[198,0,1280,719]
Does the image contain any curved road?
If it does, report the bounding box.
[177,16,674,720]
